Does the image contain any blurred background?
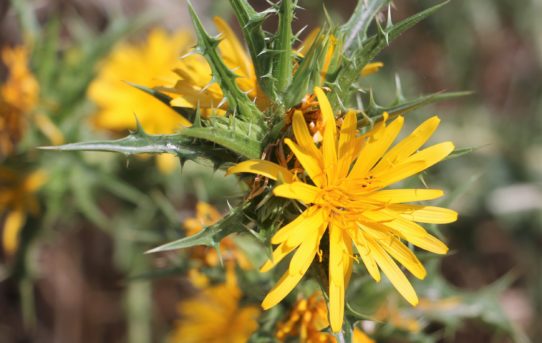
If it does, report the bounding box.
[0,0,540,342]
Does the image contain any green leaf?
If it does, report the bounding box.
[188,2,263,122]
[340,0,391,51]
[40,127,239,169]
[229,0,273,95]
[272,0,295,95]
[146,204,248,253]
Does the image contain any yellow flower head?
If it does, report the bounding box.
[0,168,46,255]
[169,269,260,343]
[229,87,458,332]
[0,46,39,158]
[183,202,251,269]
[89,28,192,134]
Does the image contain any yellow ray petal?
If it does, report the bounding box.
[271,207,326,244]
[369,215,448,254]
[372,116,440,173]
[292,110,321,159]
[379,238,426,279]
[349,115,404,179]
[403,231,449,254]
[390,204,458,224]
[351,229,381,282]
[289,221,326,275]
[329,224,346,332]
[367,238,418,306]
[314,87,336,138]
[381,215,431,237]
[262,270,305,310]
[406,141,455,167]
[368,160,426,189]
[273,182,320,204]
[285,138,324,186]
[337,110,358,179]
[227,160,294,182]
[260,241,298,273]
[314,88,337,181]
[375,142,455,187]
[366,189,444,203]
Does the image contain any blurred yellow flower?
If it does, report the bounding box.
[0,46,39,158]
[169,269,260,343]
[89,28,192,134]
[183,202,251,269]
[0,168,46,256]
[88,28,194,172]
[229,87,457,332]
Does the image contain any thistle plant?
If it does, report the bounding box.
[46,0,470,340]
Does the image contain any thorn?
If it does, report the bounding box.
[217,96,228,109]
[386,4,393,31]
[293,25,308,42]
[376,18,389,45]
[179,49,199,60]
[131,114,148,136]
[394,74,405,102]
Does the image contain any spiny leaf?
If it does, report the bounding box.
[365,91,472,119]
[40,131,238,169]
[340,0,391,51]
[272,0,295,95]
[188,2,263,122]
[146,204,248,253]
[229,0,273,96]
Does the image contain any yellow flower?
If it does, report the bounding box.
[89,28,192,133]
[276,292,374,343]
[169,269,260,343]
[183,202,251,269]
[228,87,458,332]
[0,168,46,255]
[0,46,40,158]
